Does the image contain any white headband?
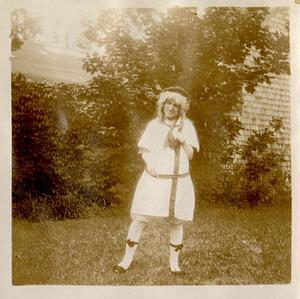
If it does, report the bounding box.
[158,91,189,112]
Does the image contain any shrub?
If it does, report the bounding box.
[12,73,141,220]
[213,117,290,207]
[12,73,63,203]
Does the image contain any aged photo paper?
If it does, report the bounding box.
[1,0,299,298]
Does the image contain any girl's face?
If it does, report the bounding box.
[163,98,180,120]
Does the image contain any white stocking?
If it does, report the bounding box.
[118,220,146,269]
[169,224,184,271]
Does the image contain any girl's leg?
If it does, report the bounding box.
[117,219,147,270]
[169,222,184,272]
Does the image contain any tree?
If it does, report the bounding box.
[80,7,288,120]
[11,9,41,51]
[79,6,289,167]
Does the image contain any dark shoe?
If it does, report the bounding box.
[113,265,127,273]
[169,267,185,276]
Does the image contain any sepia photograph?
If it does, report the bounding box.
[1,0,300,298]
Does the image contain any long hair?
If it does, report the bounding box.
[156,87,190,122]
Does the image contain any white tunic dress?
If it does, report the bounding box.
[130,118,199,221]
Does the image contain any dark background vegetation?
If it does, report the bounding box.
[12,7,290,220]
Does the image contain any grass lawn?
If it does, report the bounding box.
[12,203,291,285]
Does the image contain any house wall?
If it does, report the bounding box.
[236,7,291,170]
[239,75,290,169]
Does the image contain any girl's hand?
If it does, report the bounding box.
[172,133,194,159]
[173,131,186,144]
[147,166,157,177]
[141,152,157,176]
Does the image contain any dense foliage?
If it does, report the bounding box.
[80,7,289,124]
[12,73,141,220]
[12,7,290,220]
[211,117,290,207]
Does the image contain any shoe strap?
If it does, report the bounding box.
[126,239,139,247]
[170,243,183,251]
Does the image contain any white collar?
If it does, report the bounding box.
[163,117,183,128]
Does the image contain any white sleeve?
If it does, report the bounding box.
[183,119,200,152]
[137,120,154,152]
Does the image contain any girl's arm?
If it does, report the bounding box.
[173,132,194,160]
[181,141,194,160]
[139,148,157,176]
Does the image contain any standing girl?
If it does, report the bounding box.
[114,87,199,274]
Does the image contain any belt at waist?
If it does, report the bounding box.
[145,169,190,179]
